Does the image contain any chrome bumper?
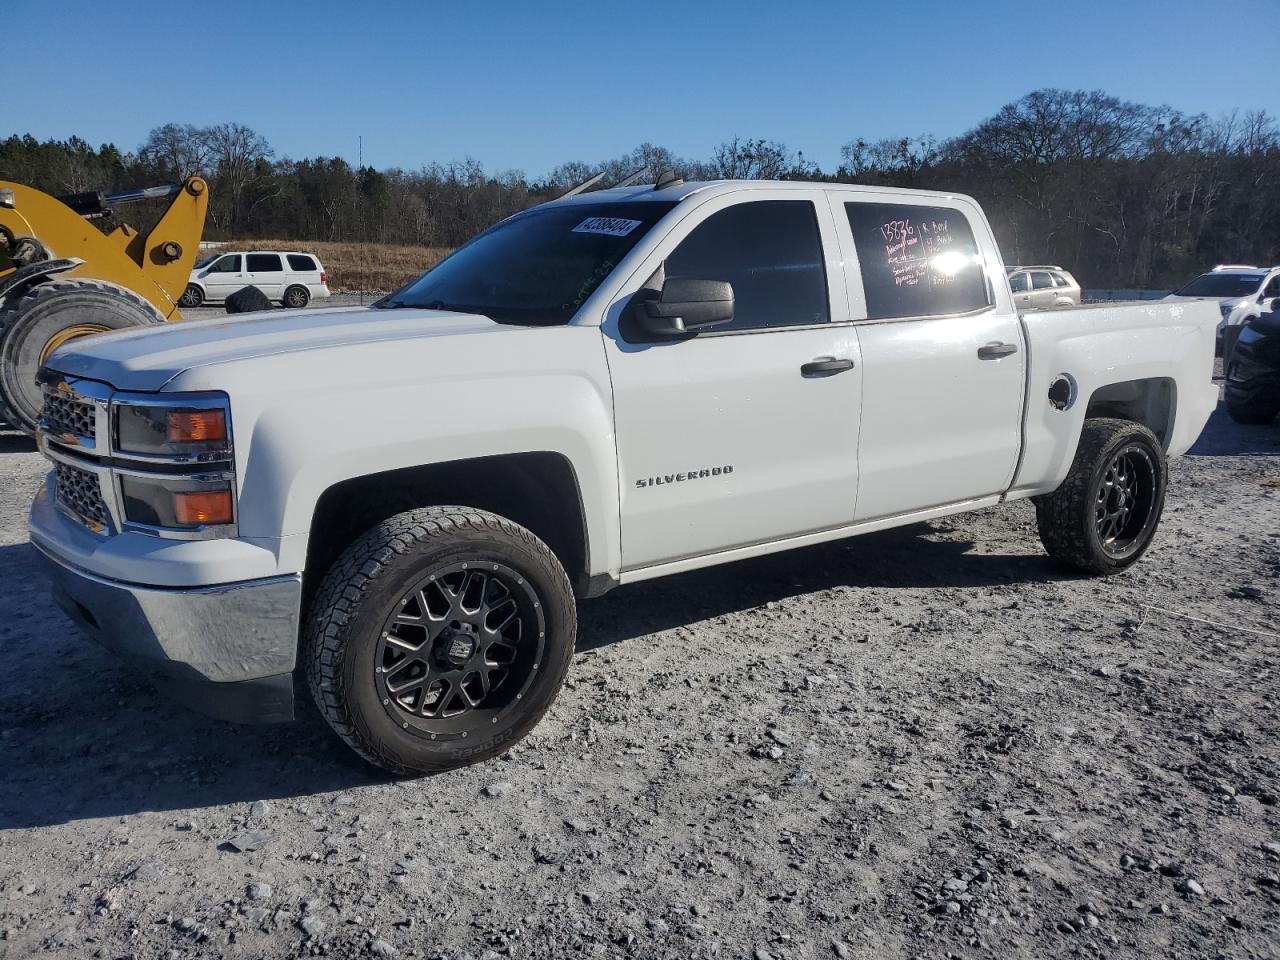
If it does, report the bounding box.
[34,542,301,724]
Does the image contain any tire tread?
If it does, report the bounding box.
[303,505,574,775]
[1035,417,1165,575]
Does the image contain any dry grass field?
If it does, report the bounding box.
[233,240,452,293]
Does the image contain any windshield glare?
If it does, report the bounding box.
[1175,273,1263,298]
[382,201,677,324]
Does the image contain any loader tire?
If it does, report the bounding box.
[0,278,164,435]
[1034,418,1167,576]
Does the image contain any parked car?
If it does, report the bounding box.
[179,250,331,309]
[1164,265,1280,346]
[1224,304,1280,425]
[31,179,1218,774]
[1005,265,1081,309]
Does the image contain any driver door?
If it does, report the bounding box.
[601,191,862,572]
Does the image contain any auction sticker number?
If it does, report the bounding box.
[573,216,643,237]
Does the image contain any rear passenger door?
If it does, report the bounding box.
[832,197,1024,521]
[244,253,285,299]
[603,192,862,571]
[1029,271,1057,309]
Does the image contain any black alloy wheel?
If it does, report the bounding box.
[374,561,545,738]
[1093,445,1158,560]
[1035,417,1167,575]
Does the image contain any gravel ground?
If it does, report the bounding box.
[0,403,1277,960]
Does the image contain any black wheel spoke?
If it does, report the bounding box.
[374,559,547,735]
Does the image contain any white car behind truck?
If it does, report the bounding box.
[28,179,1219,774]
[1164,264,1280,346]
[179,249,331,309]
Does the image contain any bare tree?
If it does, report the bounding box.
[138,123,215,181]
[207,122,273,232]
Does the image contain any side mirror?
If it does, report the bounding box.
[637,277,734,337]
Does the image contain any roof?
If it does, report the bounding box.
[546,178,981,208]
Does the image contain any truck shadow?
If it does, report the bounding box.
[1186,406,1280,457]
[0,425,36,454]
[578,520,1072,651]
[0,517,1063,829]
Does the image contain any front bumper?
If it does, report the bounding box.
[34,542,301,724]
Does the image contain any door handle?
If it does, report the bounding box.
[977,341,1018,360]
[801,357,855,376]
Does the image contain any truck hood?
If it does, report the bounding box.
[45,306,504,391]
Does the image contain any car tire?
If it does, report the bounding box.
[305,506,576,775]
[1225,400,1279,425]
[1034,417,1167,576]
[283,285,310,309]
[178,284,204,308]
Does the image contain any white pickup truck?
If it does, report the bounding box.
[28,179,1219,774]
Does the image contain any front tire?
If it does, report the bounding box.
[1035,418,1167,575]
[305,506,576,775]
[178,284,204,308]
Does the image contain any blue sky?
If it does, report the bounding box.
[9,0,1278,177]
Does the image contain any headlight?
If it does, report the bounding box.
[120,474,236,529]
[110,392,237,537]
[114,396,231,460]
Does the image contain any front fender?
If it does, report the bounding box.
[163,326,621,580]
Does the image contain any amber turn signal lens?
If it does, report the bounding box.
[173,489,233,526]
[167,409,227,444]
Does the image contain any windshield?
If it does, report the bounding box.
[1174,273,1264,298]
[381,201,678,324]
[194,253,219,269]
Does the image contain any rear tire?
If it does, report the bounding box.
[305,506,576,775]
[1034,418,1167,575]
[1225,400,1279,425]
[0,278,164,434]
[178,284,204,308]
[283,285,310,308]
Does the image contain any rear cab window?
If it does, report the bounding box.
[844,201,990,319]
[287,254,318,272]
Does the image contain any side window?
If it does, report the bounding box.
[1031,271,1054,290]
[1009,272,1028,293]
[209,255,240,273]
[287,254,318,272]
[1051,272,1070,287]
[246,253,283,273]
[664,200,829,331]
[1263,275,1280,298]
[845,202,990,320]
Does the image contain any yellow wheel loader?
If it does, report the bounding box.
[0,176,209,434]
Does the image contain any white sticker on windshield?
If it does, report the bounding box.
[573,216,643,237]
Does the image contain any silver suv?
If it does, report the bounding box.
[1006,265,1082,309]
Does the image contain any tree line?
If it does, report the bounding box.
[3,89,1277,288]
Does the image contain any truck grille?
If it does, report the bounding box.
[54,461,109,530]
[42,390,96,439]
